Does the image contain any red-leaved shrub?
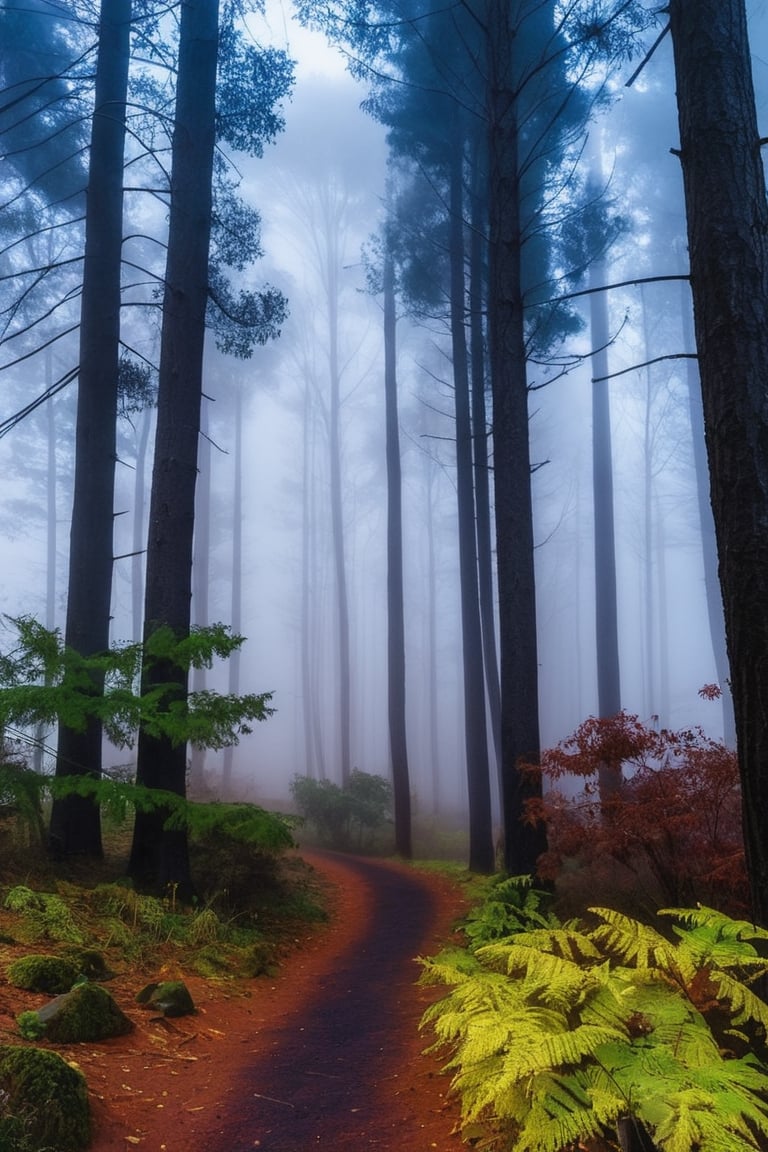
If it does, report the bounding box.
[523,711,747,915]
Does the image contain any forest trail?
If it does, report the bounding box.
[84,850,469,1152]
[199,851,468,1151]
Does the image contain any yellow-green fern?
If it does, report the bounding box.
[420,893,768,1152]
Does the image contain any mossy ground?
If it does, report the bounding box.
[0,814,330,1151]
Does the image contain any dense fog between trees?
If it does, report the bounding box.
[1,0,767,839]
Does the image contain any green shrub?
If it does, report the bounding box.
[421,896,768,1151]
[15,1013,46,1042]
[290,770,392,850]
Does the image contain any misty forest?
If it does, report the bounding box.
[3,0,768,931]
[5,0,768,1149]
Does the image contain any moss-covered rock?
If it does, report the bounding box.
[62,947,114,981]
[23,983,134,1043]
[0,1044,90,1152]
[136,979,196,1017]
[7,953,80,994]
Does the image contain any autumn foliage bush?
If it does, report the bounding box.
[523,703,747,915]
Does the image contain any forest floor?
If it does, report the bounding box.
[0,850,473,1152]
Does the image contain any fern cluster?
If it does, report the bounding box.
[421,890,768,1151]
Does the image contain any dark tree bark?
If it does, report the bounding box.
[449,129,495,874]
[50,0,131,858]
[486,0,547,876]
[129,0,219,898]
[383,243,412,859]
[131,406,152,643]
[668,0,768,924]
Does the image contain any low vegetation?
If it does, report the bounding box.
[290,769,393,851]
[0,783,327,1151]
[420,713,767,1152]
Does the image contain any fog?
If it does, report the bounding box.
[1,0,767,837]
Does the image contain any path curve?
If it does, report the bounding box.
[199,850,467,1151]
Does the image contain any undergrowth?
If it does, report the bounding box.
[421,878,768,1152]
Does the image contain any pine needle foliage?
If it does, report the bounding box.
[0,615,274,751]
[420,890,768,1151]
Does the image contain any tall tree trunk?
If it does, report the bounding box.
[222,385,243,794]
[383,241,412,859]
[131,406,152,643]
[589,250,622,722]
[50,0,131,857]
[422,436,441,815]
[668,0,768,925]
[470,151,502,774]
[327,239,352,784]
[680,291,735,745]
[449,130,494,874]
[640,286,655,721]
[129,0,219,898]
[34,371,58,776]
[189,402,212,795]
[300,377,326,779]
[486,0,546,875]
[589,246,622,805]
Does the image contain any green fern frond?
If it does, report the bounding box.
[660,907,768,979]
[418,948,482,987]
[512,1023,627,1078]
[512,1070,618,1152]
[590,907,680,972]
[649,1072,768,1152]
[709,968,768,1029]
[659,905,768,946]
[482,924,601,966]
[479,940,599,1007]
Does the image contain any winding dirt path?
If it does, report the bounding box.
[80,851,469,1151]
[200,851,467,1151]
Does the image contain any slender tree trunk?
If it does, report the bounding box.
[486,0,546,875]
[189,403,212,795]
[589,250,622,721]
[423,440,441,814]
[669,0,768,925]
[469,153,501,773]
[131,406,152,643]
[640,287,655,721]
[383,242,412,859]
[129,0,219,898]
[589,245,622,805]
[449,130,494,874]
[222,385,243,794]
[300,378,315,778]
[34,374,58,775]
[325,212,351,784]
[50,0,131,857]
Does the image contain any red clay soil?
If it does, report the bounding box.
[20,851,471,1152]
